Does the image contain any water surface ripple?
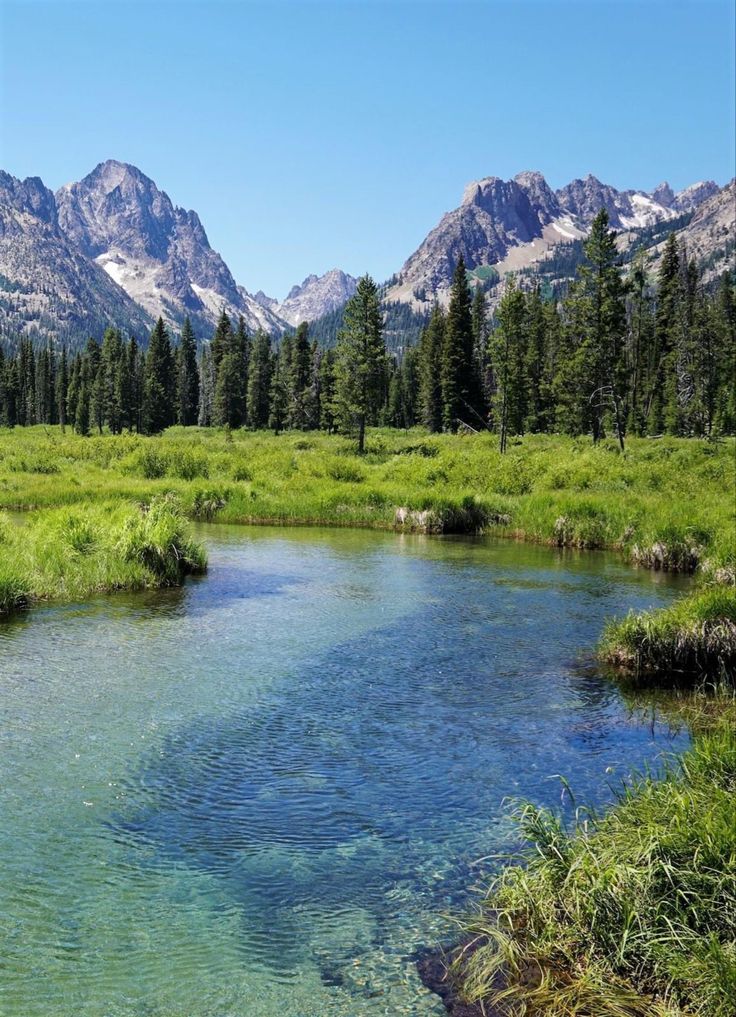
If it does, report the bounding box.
[0,527,689,1016]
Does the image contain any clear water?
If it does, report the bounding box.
[0,526,689,1017]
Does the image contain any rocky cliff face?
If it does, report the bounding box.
[55,160,286,336]
[0,170,152,344]
[656,179,735,280]
[387,171,728,307]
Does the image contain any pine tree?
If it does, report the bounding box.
[197,347,215,427]
[625,250,655,436]
[126,337,143,432]
[318,348,337,432]
[99,327,124,433]
[490,279,526,452]
[18,338,35,426]
[714,272,736,433]
[35,344,50,424]
[74,353,91,436]
[211,310,233,375]
[471,284,488,397]
[142,317,175,434]
[333,274,385,453]
[524,286,552,433]
[268,350,288,434]
[213,347,246,428]
[176,317,200,426]
[417,304,445,432]
[576,209,627,447]
[651,232,681,434]
[246,330,272,429]
[287,322,313,429]
[66,356,80,430]
[86,338,104,434]
[441,256,482,431]
[56,345,68,432]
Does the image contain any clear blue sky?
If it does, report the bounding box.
[1,0,734,298]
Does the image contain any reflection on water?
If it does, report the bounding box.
[0,527,690,1016]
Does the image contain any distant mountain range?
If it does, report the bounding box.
[0,160,732,347]
[386,171,733,308]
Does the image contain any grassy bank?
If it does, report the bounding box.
[0,426,733,571]
[0,494,206,615]
[454,699,736,1017]
[601,586,736,684]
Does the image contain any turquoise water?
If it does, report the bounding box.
[0,527,689,1016]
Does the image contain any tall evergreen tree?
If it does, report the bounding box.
[490,279,526,452]
[176,317,200,426]
[318,348,337,432]
[576,209,627,447]
[333,274,385,453]
[651,232,681,434]
[56,345,68,432]
[440,256,483,431]
[417,304,445,432]
[268,350,288,434]
[287,322,314,429]
[142,317,175,434]
[246,331,272,429]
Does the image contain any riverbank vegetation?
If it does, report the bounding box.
[453,698,736,1017]
[601,586,736,684]
[0,494,205,615]
[0,425,732,558]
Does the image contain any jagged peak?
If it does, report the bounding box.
[513,169,547,186]
[461,176,504,205]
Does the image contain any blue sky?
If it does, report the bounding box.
[1,0,734,298]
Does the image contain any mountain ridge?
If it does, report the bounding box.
[0,161,731,347]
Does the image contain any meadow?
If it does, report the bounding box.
[0,425,733,677]
[0,425,733,558]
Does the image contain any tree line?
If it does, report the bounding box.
[0,210,733,448]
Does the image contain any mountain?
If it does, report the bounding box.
[0,170,152,344]
[1,161,731,349]
[386,171,729,308]
[648,179,735,281]
[55,160,285,337]
[273,269,358,327]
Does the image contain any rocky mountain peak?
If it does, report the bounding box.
[672,180,720,211]
[513,171,561,221]
[0,171,57,223]
[652,181,675,207]
[461,176,504,206]
[276,269,358,327]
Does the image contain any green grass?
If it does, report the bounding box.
[455,701,736,1017]
[0,427,732,572]
[0,495,205,615]
[601,587,736,684]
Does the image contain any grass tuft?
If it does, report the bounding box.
[601,587,736,683]
[455,703,736,1017]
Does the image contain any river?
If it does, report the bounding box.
[0,526,689,1016]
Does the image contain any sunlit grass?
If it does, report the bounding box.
[601,587,736,683]
[0,495,205,615]
[455,699,736,1017]
[0,427,732,572]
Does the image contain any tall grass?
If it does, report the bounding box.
[0,427,732,573]
[0,496,205,616]
[601,587,736,683]
[455,703,736,1017]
